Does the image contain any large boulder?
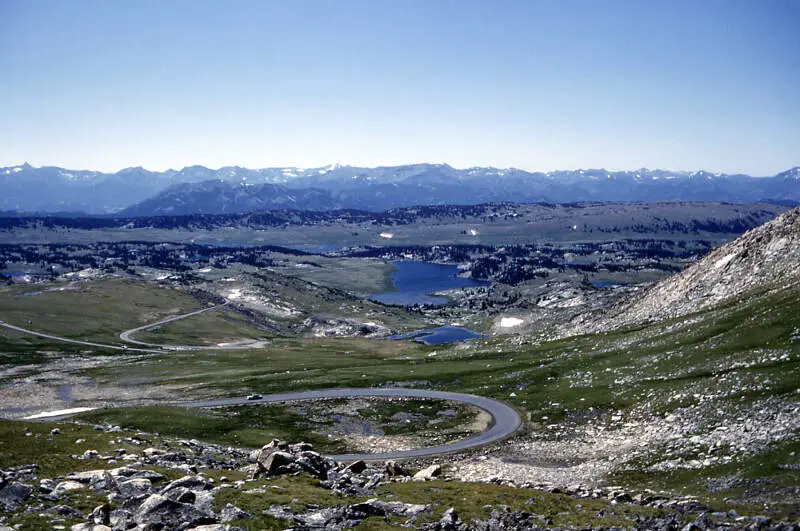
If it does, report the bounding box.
[114,468,165,481]
[66,469,108,484]
[90,503,111,525]
[133,493,217,529]
[342,460,367,474]
[294,450,331,479]
[253,440,334,479]
[352,498,430,518]
[51,504,86,520]
[52,480,86,497]
[0,480,33,510]
[219,503,252,523]
[435,507,465,531]
[283,499,432,529]
[161,474,214,495]
[257,450,295,476]
[385,460,410,477]
[293,506,360,529]
[255,439,288,462]
[413,464,442,481]
[117,478,153,499]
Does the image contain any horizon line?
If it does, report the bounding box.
[3,161,798,178]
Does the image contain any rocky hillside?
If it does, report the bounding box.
[589,206,800,331]
[2,425,792,530]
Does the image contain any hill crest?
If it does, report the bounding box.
[602,206,800,328]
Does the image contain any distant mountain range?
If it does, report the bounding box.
[2,163,798,216]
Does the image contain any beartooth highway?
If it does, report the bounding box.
[21,389,523,461]
[1,162,798,214]
[0,301,266,352]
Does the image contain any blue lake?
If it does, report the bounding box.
[591,281,627,288]
[370,261,489,306]
[388,325,483,345]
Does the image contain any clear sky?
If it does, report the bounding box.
[1,0,798,175]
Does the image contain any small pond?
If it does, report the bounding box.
[590,281,627,288]
[3,271,35,277]
[388,325,483,345]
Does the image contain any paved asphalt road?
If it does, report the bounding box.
[118,302,228,347]
[0,301,262,352]
[117,301,262,350]
[3,309,522,460]
[174,387,523,461]
[0,320,162,353]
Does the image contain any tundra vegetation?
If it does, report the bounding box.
[0,203,798,529]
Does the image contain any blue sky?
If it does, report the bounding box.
[1,0,798,174]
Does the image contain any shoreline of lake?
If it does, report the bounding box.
[370,260,488,307]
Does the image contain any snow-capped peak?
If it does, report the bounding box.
[318,163,343,174]
[778,167,800,180]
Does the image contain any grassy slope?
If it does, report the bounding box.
[77,404,349,453]
[94,284,799,412]
[81,336,428,395]
[65,282,799,421]
[131,308,268,345]
[75,398,480,454]
[77,284,800,508]
[270,256,397,296]
[1,274,797,510]
[0,278,210,343]
[0,273,424,349]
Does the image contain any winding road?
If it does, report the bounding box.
[3,306,522,460]
[0,320,162,353]
[33,388,523,461]
[117,300,263,350]
[118,302,231,348]
[0,301,264,352]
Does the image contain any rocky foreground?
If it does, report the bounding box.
[2,425,798,531]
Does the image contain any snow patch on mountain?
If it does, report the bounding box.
[499,317,524,328]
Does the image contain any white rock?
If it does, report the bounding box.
[53,480,85,496]
[71,524,112,531]
[413,464,442,481]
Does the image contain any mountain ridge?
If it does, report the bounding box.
[2,163,798,215]
[576,206,800,335]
